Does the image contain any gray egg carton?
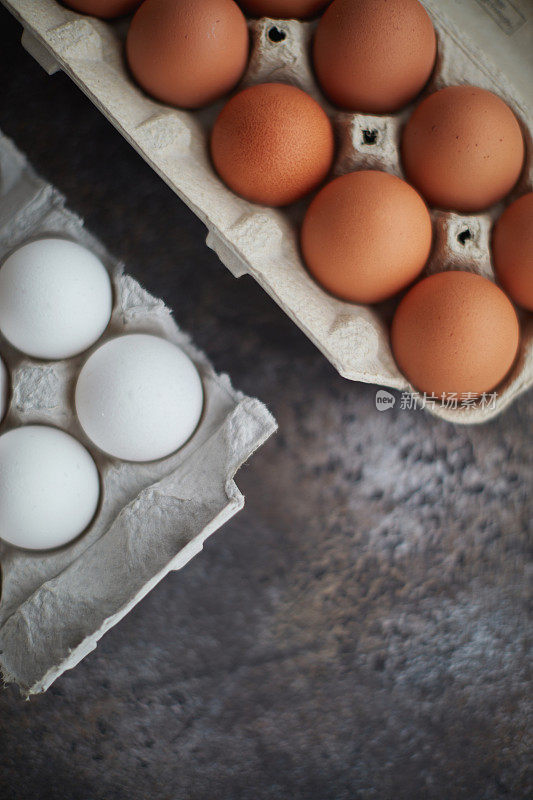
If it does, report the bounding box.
[3,0,532,422]
[0,131,276,696]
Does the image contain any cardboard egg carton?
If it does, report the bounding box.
[0,131,276,696]
[3,0,532,422]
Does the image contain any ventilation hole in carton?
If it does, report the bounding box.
[362,129,378,145]
[457,229,471,246]
[268,27,286,43]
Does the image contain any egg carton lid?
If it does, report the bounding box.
[0,131,277,697]
[2,0,532,423]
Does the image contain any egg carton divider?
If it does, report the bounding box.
[3,0,532,422]
[0,131,277,696]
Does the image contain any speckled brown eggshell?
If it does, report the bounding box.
[63,0,141,18]
[391,271,520,397]
[493,193,533,312]
[313,0,436,113]
[301,170,432,304]
[239,1,330,18]
[402,86,525,212]
[126,0,249,109]
[210,82,335,206]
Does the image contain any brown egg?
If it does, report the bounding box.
[391,271,520,397]
[301,170,432,303]
[63,0,141,17]
[126,0,249,109]
[313,0,436,113]
[239,1,330,18]
[493,193,533,312]
[402,86,525,212]
[210,83,334,206]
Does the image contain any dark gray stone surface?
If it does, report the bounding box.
[0,8,531,799]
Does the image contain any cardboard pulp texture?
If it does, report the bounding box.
[2,0,532,423]
[0,132,277,696]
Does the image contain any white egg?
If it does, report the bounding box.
[0,355,8,422]
[0,425,100,551]
[75,334,204,462]
[0,237,113,360]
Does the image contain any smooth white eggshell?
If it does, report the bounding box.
[75,334,204,462]
[0,355,7,422]
[0,238,113,359]
[0,425,100,551]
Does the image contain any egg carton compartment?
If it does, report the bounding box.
[3,0,532,422]
[0,131,277,696]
